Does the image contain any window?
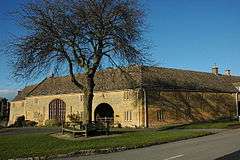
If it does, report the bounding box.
[185,107,192,119]
[124,111,132,121]
[80,111,84,119]
[173,92,177,98]
[80,95,84,101]
[200,93,204,112]
[186,93,190,100]
[157,110,165,121]
[70,106,73,114]
[129,111,132,121]
[102,93,107,98]
[34,98,38,104]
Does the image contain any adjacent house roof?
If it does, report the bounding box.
[12,66,240,101]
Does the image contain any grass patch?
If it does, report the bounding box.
[176,120,240,129]
[0,130,211,159]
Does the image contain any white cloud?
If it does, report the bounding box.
[0,89,18,100]
[0,89,18,94]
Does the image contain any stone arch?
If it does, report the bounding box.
[49,99,66,123]
[94,103,114,124]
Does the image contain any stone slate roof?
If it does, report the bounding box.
[12,85,37,102]
[142,67,240,92]
[12,66,240,101]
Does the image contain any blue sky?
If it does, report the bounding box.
[0,0,240,99]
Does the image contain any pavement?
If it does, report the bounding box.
[56,128,240,160]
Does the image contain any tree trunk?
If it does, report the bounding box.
[83,74,95,124]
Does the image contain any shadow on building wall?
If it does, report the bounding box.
[147,90,235,126]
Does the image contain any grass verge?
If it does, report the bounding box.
[180,121,240,129]
[0,130,212,159]
[157,120,240,130]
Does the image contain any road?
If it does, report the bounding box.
[57,129,240,160]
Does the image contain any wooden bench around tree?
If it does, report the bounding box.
[62,122,110,137]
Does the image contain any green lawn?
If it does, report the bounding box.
[0,130,211,159]
[177,120,240,129]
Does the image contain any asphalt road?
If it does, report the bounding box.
[57,129,240,160]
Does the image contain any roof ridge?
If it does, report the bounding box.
[146,66,240,78]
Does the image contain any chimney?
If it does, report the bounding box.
[224,69,231,76]
[212,65,218,75]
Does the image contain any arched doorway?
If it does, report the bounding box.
[49,99,66,123]
[94,103,114,124]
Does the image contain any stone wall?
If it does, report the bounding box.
[9,101,25,125]
[10,88,236,128]
[9,89,144,127]
[147,90,236,128]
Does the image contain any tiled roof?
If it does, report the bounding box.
[12,85,37,101]
[142,67,240,92]
[12,66,240,101]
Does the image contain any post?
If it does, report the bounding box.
[61,123,64,135]
[236,92,239,121]
[143,88,148,128]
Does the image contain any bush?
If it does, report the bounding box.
[8,117,38,128]
[113,123,122,128]
[117,123,122,128]
[67,113,82,123]
[0,116,4,121]
[25,120,38,127]
[14,116,26,127]
[45,119,61,127]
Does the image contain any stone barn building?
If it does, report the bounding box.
[9,66,240,128]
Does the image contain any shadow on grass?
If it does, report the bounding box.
[215,150,240,160]
[0,127,61,136]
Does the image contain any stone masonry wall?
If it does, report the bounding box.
[9,89,144,127]
[9,101,25,125]
[147,90,236,128]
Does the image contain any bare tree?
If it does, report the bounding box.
[8,0,147,124]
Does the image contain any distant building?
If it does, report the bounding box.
[0,97,10,121]
[9,66,240,127]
